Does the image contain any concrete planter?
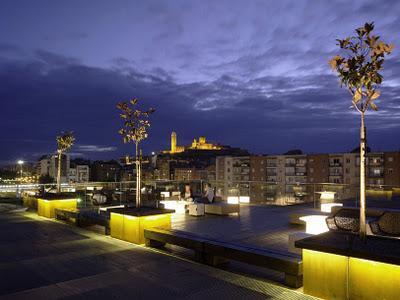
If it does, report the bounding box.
[37,194,78,218]
[22,195,38,209]
[110,207,173,245]
[296,231,400,300]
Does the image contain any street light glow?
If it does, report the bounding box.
[17,160,24,165]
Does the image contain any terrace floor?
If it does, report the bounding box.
[171,204,316,253]
[0,210,317,299]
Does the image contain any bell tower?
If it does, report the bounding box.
[171,131,177,153]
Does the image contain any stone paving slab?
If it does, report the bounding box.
[0,211,317,299]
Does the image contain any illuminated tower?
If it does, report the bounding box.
[171,131,177,153]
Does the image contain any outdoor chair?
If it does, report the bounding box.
[326,208,360,233]
[370,211,400,237]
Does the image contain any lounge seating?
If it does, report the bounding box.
[370,211,400,237]
[326,208,360,232]
[144,228,302,288]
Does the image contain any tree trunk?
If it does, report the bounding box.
[57,151,62,194]
[359,112,366,239]
[135,142,141,208]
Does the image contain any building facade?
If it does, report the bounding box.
[215,151,400,205]
[37,154,70,183]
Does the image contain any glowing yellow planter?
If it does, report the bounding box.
[303,249,400,300]
[37,198,77,218]
[303,249,348,299]
[348,257,400,300]
[110,211,172,244]
[22,195,38,209]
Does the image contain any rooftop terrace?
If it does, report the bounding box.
[0,205,318,299]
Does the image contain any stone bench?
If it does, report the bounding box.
[144,228,302,288]
[55,208,110,235]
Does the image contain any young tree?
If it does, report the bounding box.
[329,22,393,239]
[56,132,75,193]
[117,99,155,208]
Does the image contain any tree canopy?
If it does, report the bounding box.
[329,22,393,113]
[56,132,75,153]
[117,98,155,145]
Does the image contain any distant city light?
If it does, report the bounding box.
[17,160,24,165]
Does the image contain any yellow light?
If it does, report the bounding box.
[303,249,348,299]
[348,257,400,300]
[299,215,329,235]
[37,198,77,218]
[321,203,343,213]
[302,249,400,300]
[110,211,172,244]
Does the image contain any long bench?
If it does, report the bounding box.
[144,228,302,288]
[55,208,110,235]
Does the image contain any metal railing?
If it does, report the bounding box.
[1,180,399,208]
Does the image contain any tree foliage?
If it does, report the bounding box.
[329,22,393,113]
[56,132,75,154]
[117,98,155,145]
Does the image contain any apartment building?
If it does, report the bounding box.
[329,154,344,184]
[69,165,90,183]
[249,156,266,203]
[308,154,329,183]
[173,168,195,181]
[37,154,70,183]
[367,152,385,185]
[384,152,400,186]
[215,156,250,200]
[216,151,400,204]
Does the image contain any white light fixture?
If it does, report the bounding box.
[318,191,336,201]
[227,196,239,204]
[160,200,186,214]
[239,196,250,203]
[321,203,343,213]
[300,215,329,235]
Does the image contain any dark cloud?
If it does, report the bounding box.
[1,1,400,165]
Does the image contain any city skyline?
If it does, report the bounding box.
[1,1,400,165]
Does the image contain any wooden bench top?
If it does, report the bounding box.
[144,228,301,274]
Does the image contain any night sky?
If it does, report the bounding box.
[1,0,400,165]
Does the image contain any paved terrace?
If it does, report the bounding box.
[0,210,317,299]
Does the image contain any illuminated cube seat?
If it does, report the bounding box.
[37,197,78,218]
[189,203,205,216]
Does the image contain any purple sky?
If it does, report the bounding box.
[1,0,400,165]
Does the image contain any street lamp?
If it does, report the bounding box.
[17,160,24,182]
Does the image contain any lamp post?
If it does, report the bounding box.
[17,160,24,182]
